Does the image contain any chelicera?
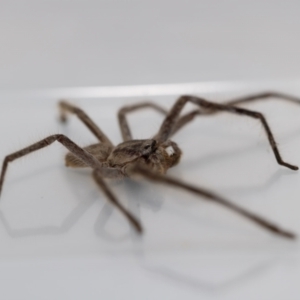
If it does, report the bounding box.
[0,92,299,238]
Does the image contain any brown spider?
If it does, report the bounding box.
[0,92,299,239]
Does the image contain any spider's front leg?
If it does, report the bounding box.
[157,95,298,171]
[0,134,142,233]
[0,134,101,195]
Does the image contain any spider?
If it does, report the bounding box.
[0,92,299,239]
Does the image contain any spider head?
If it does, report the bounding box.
[107,139,158,168]
[108,139,181,174]
[140,139,182,173]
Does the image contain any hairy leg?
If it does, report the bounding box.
[225,91,300,106]
[118,102,168,141]
[133,165,295,239]
[59,101,113,145]
[118,101,202,140]
[93,169,142,232]
[170,91,300,137]
[157,95,298,170]
[0,134,103,195]
[170,110,202,136]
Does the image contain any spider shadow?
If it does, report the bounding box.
[219,168,295,196]
[179,124,300,173]
[0,166,95,238]
[0,167,164,243]
[178,143,298,196]
[141,254,294,293]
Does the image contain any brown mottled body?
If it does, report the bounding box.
[0,92,300,239]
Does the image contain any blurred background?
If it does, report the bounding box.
[1,1,300,300]
[1,0,300,90]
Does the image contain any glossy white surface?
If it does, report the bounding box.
[0,82,300,299]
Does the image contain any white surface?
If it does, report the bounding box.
[0,82,300,299]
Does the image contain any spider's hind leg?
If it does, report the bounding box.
[133,165,296,239]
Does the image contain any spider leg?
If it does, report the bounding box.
[0,134,141,233]
[0,134,103,195]
[93,169,142,232]
[157,95,298,171]
[169,92,300,137]
[59,101,113,145]
[170,109,202,136]
[133,165,295,239]
[118,101,202,140]
[225,91,300,106]
[118,102,168,141]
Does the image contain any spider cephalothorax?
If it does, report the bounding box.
[107,139,182,174]
[0,92,299,238]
